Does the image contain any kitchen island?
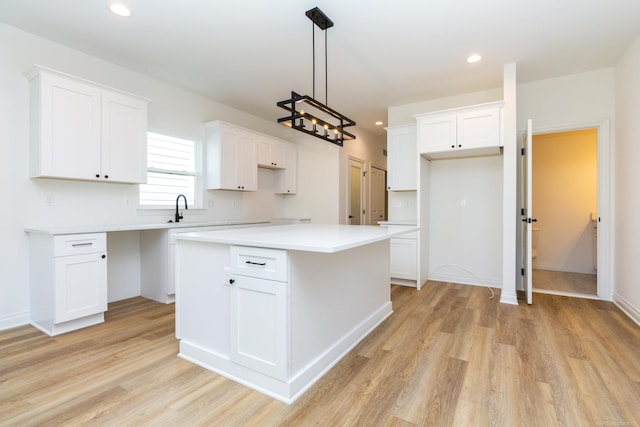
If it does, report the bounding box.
[174,223,417,403]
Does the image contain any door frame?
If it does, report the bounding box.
[346,156,367,225]
[518,119,611,301]
[369,165,387,225]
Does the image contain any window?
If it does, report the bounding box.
[139,132,198,207]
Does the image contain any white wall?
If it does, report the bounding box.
[614,35,640,323]
[0,23,340,329]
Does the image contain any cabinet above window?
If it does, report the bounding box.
[415,102,503,160]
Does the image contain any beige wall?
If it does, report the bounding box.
[532,129,598,274]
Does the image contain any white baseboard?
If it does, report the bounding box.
[0,311,30,331]
[532,263,596,275]
[613,292,640,327]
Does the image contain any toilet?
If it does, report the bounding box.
[532,227,540,259]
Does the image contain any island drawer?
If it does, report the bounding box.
[230,246,288,282]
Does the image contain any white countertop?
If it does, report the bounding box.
[175,223,418,253]
[24,219,270,235]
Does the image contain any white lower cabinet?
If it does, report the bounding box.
[390,237,417,280]
[29,233,108,335]
[229,275,288,380]
[228,246,289,380]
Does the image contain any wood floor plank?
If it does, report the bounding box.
[1,283,639,426]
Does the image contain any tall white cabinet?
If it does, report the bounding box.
[26,66,148,183]
[384,124,420,288]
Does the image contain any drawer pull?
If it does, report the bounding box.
[71,242,93,247]
[245,261,266,266]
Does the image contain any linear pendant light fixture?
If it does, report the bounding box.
[276,7,356,146]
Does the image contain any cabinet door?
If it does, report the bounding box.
[257,137,286,169]
[101,90,148,183]
[390,238,417,280]
[54,253,107,323]
[275,145,297,194]
[387,126,417,191]
[236,131,258,191]
[418,114,457,154]
[457,107,500,149]
[37,73,102,180]
[230,275,288,380]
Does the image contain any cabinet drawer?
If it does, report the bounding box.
[230,246,288,282]
[54,233,106,256]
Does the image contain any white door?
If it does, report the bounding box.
[370,166,386,224]
[348,158,365,225]
[522,119,534,304]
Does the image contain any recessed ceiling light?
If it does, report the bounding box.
[109,3,132,17]
[467,54,482,63]
[375,121,384,126]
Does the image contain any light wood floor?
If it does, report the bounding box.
[2,282,639,426]
[533,269,598,295]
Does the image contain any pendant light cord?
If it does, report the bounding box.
[311,19,329,105]
[325,29,328,105]
[312,21,315,100]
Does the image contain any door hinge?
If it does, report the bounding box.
[521,268,525,276]
[362,209,366,214]
[363,171,367,177]
[521,208,527,216]
[521,147,526,155]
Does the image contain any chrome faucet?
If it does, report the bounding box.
[175,194,188,223]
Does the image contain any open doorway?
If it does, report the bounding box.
[531,129,598,296]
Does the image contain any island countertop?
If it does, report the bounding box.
[174,223,418,253]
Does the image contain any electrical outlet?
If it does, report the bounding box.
[122,197,130,206]
[460,199,467,207]
[45,195,55,206]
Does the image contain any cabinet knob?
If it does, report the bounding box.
[101,254,106,259]
[458,144,462,148]
[451,145,455,148]
[96,174,100,178]
[229,278,235,285]
[104,175,109,179]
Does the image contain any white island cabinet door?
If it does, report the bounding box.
[54,252,107,323]
[230,275,288,381]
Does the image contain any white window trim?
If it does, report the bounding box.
[138,135,203,210]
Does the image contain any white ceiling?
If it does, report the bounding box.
[1,0,639,140]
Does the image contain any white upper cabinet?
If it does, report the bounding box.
[258,136,286,169]
[26,66,148,183]
[275,144,297,194]
[100,90,148,184]
[416,102,503,160]
[386,124,417,191]
[204,121,258,191]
